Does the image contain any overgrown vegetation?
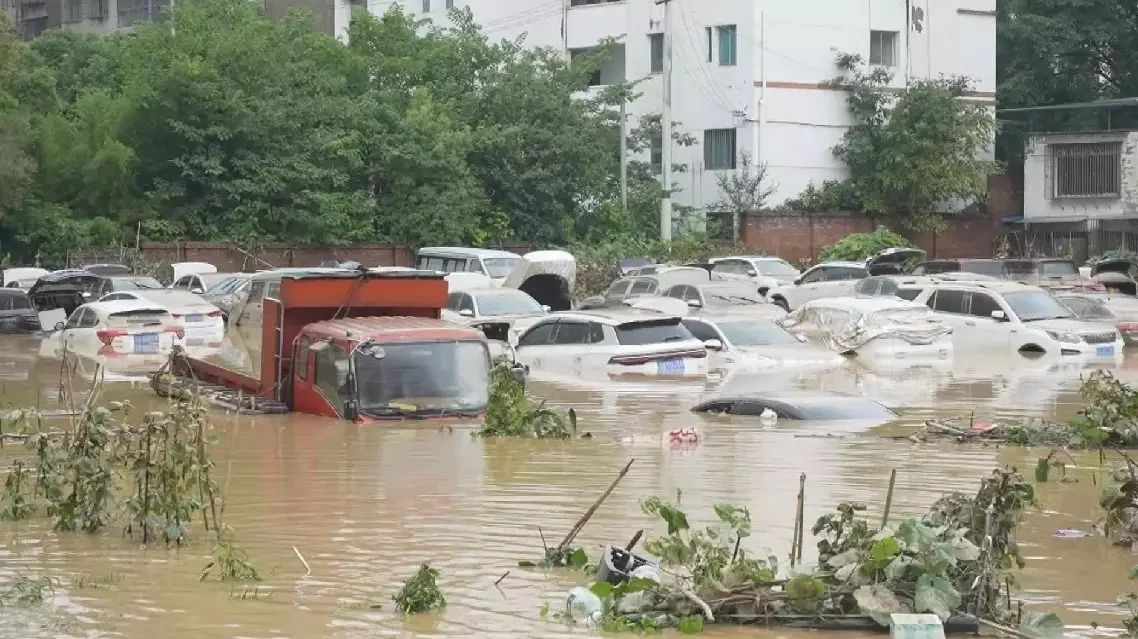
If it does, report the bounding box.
[817,228,918,263]
[0,376,260,582]
[474,363,587,439]
[0,574,56,606]
[565,468,1040,632]
[392,564,445,614]
[785,53,998,233]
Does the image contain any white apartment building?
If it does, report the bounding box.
[1024,131,1138,223]
[305,0,998,214]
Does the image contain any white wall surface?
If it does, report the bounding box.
[1024,132,1138,222]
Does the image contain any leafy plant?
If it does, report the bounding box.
[200,526,262,582]
[0,574,55,606]
[817,228,919,263]
[0,460,34,520]
[392,564,445,614]
[474,363,584,439]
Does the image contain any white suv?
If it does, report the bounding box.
[896,280,1123,359]
[709,256,800,297]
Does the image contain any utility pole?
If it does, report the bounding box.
[620,98,628,218]
[656,0,673,240]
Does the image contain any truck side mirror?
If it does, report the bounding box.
[343,400,359,421]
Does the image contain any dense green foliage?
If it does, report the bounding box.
[0,3,683,265]
[785,54,998,233]
[817,228,916,262]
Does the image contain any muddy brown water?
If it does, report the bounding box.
[2,332,1138,638]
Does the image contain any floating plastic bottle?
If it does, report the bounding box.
[565,586,602,623]
[759,408,778,425]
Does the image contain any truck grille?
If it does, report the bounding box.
[1080,331,1118,345]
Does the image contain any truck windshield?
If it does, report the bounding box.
[354,341,490,417]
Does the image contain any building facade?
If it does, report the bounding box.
[4,0,170,38]
[359,0,997,215]
[1024,131,1138,223]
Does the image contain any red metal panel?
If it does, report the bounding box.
[260,297,283,396]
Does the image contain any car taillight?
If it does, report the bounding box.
[608,349,707,365]
[96,329,127,345]
[171,313,182,318]
[1119,322,1138,334]
[207,310,222,317]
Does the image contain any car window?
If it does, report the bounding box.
[685,287,702,302]
[800,268,825,284]
[930,290,968,314]
[606,280,632,298]
[518,322,555,347]
[920,262,960,275]
[101,293,130,301]
[247,281,267,303]
[969,293,1002,318]
[588,322,605,343]
[681,319,720,342]
[629,279,656,295]
[614,319,693,345]
[662,285,685,299]
[80,308,99,328]
[458,294,474,313]
[296,336,310,381]
[1059,297,1090,317]
[446,292,463,311]
[552,321,590,345]
[961,261,1007,278]
[65,308,86,328]
[312,342,349,415]
[173,276,191,290]
[841,267,869,280]
[896,288,921,301]
[465,260,483,273]
[267,282,280,299]
[1041,261,1078,277]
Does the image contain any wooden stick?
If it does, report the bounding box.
[494,570,509,586]
[558,458,634,549]
[976,616,1035,639]
[881,469,897,529]
[795,473,806,563]
[293,546,312,576]
[680,586,715,622]
[624,529,644,551]
[790,478,803,568]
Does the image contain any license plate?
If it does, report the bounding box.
[656,358,684,374]
[1097,345,1115,357]
[186,314,204,323]
[134,333,159,353]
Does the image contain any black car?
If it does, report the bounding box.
[0,289,41,333]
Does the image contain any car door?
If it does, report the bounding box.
[515,321,558,367]
[962,291,1012,349]
[783,266,828,309]
[237,279,268,327]
[925,289,974,346]
[820,267,867,299]
[60,307,96,352]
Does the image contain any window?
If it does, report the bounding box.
[704,128,737,170]
[421,0,429,11]
[629,279,656,295]
[896,288,921,301]
[267,282,280,299]
[799,268,826,284]
[65,308,87,328]
[424,257,444,270]
[1058,297,1090,318]
[649,33,663,74]
[869,30,898,66]
[969,293,1002,318]
[173,276,190,290]
[663,285,686,299]
[446,292,463,311]
[458,294,475,313]
[570,49,602,87]
[650,130,662,175]
[930,290,968,314]
[588,322,605,343]
[606,280,632,298]
[717,25,737,66]
[465,260,483,273]
[1051,141,1122,198]
[614,319,693,345]
[296,336,309,381]
[553,322,591,345]
[705,27,712,62]
[246,281,267,303]
[518,322,555,346]
[682,319,720,343]
[446,0,453,7]
[312,342,349,415]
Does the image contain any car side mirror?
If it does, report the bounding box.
[686,299,703,308]
[343,400,359,421]
[794,278,803,286]
[541,305,551,312]
[746,269,757,277]
[54,322,65,331]
[990,310,1007,321]
[703,338,723,351]
[459,308,474,317]
[191,287,204,294]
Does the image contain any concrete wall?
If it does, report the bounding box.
[1024,131,1138,222]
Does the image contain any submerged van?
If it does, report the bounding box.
[415,247,522,285]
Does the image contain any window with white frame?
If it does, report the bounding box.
[869,30,898,66]
[1050,142,1122,198]
[704,128,737,170]
[650,130,662,175]
[717,25,737,66]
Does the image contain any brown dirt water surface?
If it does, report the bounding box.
[2,332,1138,638]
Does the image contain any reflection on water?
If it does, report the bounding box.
[1,333,1137,637]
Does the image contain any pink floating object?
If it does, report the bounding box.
[665,427,700,444]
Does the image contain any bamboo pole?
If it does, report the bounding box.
[558,458,634,550]
[795,473,806,563]
[881,468,897,529]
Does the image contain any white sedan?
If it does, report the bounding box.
[98,289,225,344]
[53,300,183,356]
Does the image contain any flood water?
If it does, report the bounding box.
[2,332,1138,638]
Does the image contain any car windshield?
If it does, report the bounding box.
[199,273,235,289]
[1041,261,1078,278]
[718,321,800,346]
[1003,291,1075,322]
[476,291,544,316]
[615,319,693,345]
[354,341,490,417]
[482,257,521,279]
[757,261,799,277]
[205,275,247,295]
[114,276,163,290]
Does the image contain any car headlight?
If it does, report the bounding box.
[1045,329,1081,344]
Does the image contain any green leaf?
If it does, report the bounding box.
[569,548,588,567]
[1035,457,1050,482]
[538,601,549,617]
[885,555,915,580]
[914,573,961,620]
[677,615,704,634]
[517,560,536,568]
[1019,611,1064,639]
[868,537,901,567]
[589,581,613,598]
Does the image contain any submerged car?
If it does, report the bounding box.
[659,280,770,311]
[681,315,842,368]
[514,310,708,378]
[0,289,41,333]
[53,299,183,356]
[97,289,226,338]
[1055,292,1138,346]
[897,280,1123,359]
[709,256,801,296]
[765,248,927,311]
[778,296,954,359]
[912,257,1101,292]
[692,390,897,422]
[171,271,243,295]
[2,267,48,290]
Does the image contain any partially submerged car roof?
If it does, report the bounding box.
[692,391,896,421]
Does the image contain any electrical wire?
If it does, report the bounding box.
[676,0,738,112]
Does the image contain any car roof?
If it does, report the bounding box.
[418,247,520,259]
[898,280,1041,294]
[123,289,213,303]
[541,310,682,326]
[83,299,169,315]
[811,261,867,269]
[465,287,533,297]
[107,274,160,280]
[711,255,790,262]
[804,296,927,312]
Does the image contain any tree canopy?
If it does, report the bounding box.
[0,1,682,265]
